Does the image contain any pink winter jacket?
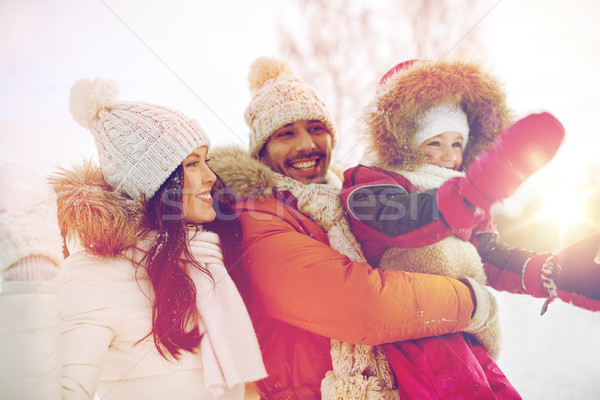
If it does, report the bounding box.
[341,164,523,399]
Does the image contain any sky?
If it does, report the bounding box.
[1,0,600,398]
[1,1,600,183]
[0,0,282,176]
[481,0,600,218]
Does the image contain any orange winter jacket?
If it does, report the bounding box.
[233,194,475,400]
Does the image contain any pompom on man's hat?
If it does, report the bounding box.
[69,78,210,200]
[244,57,337,158]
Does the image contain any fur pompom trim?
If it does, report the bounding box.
[69,78,119,129]
[365,60,512,171]
[208,145,277,200]
[247,57,294,92]
[48,160,148,257]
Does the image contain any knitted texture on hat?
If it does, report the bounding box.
[69,78,211,200]
[244,57,337,158]
[0,163,64,272]
[415,103,470,148]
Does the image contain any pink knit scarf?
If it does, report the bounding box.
[132,229,267,399]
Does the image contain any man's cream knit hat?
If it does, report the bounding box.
[244,57,337,158]
[69,78,210,200]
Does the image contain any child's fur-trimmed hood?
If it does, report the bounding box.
[49,160,149,257]
[365,60,512,170]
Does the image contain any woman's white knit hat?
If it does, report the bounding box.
[244,57,337,158]
[69,78,210,200]
[415,102,470,148]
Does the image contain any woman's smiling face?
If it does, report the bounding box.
[182,146,216,224]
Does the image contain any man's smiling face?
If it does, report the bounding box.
[259,119,332,184]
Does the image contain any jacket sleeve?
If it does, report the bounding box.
[237,198,474,346]
[341,166,448,247]
[57,254,121,399]
[0,280,62,400]
[476,231,537,294]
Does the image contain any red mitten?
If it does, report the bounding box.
[437,177,487,230]
[437,113,564,230]
[524,233,600,313]
[458,112,564,211]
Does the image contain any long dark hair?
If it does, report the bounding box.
[143,165,242,360]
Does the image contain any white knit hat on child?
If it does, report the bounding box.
[69,78,210,200]
[244,57,337,158]
[415,102,470,148]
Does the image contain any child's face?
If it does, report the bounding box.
[419,131,464,170]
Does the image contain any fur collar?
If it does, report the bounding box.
[48,160,149,257]
[208,144,342,200]
[49,146,340,257]
[208,145,278,200]
[364,60,512,171]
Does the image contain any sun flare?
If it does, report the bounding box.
[538,187,591,228]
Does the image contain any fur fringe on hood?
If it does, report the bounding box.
[48,160,149,257]
[365,60,512,170]
[208,145,280,200]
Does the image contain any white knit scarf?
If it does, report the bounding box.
[130,229,267,400]
[273,171,399,400]
[390,163,464,190]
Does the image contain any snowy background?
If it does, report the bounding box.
[1,0,599,398]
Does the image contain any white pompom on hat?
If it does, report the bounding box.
[244,57,337,158]
[415,103,470,148]
[69,78,211,200]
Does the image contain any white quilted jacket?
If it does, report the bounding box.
[1,251,213,400]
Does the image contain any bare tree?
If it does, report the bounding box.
[277,0,388,166]
[277,0,489,167]
[403,0,486,58]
